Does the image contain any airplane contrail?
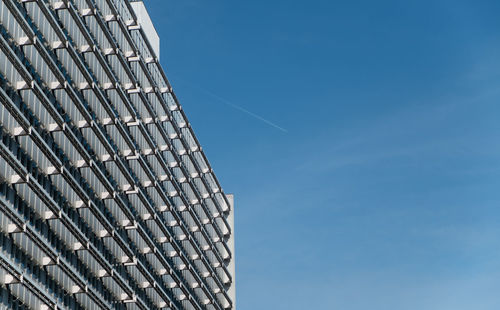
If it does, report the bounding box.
[174,78,288,133]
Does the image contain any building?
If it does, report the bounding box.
[0,0,234,309]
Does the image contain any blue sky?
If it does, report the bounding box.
[145,0,500,309]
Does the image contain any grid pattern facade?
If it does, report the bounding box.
[0,0,234,309]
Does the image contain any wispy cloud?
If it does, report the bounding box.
[297,83,500,174]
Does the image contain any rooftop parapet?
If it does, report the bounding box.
[129,0,160,59]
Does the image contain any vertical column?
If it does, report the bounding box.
[226,193,236,309]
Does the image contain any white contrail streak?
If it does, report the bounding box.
[175,78,288,133]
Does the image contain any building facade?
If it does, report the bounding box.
[0,0,234,309]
